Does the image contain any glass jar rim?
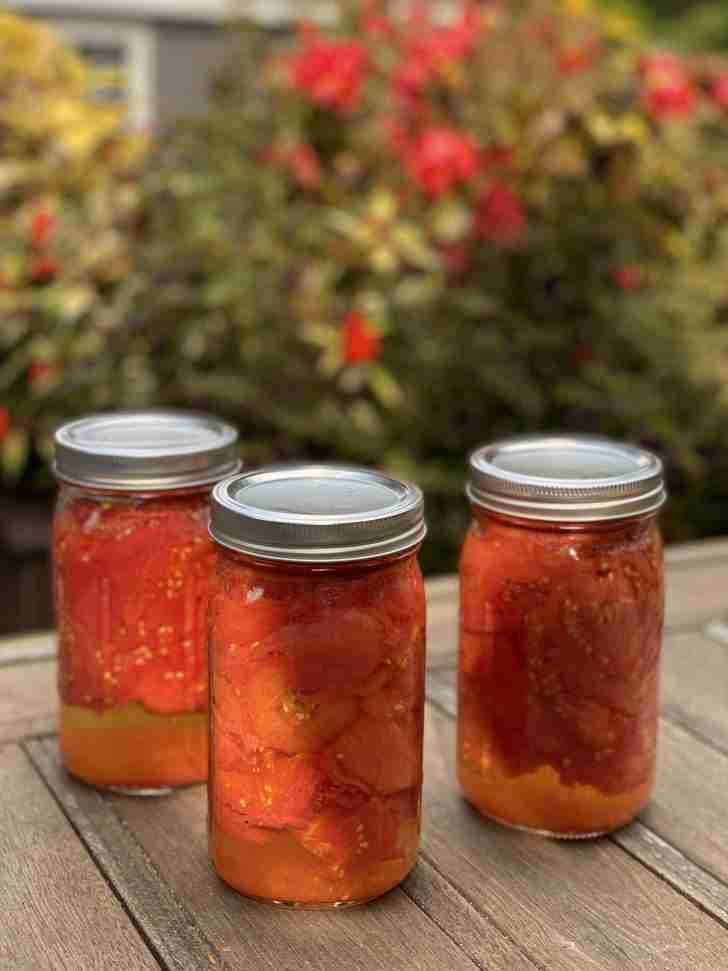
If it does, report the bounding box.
[468,434,667,523]
[210,463,427,563]
[54,410,241,492]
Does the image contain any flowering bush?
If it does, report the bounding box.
[0,13,146,484]
[128,0,728,567]
[6,3,728,569]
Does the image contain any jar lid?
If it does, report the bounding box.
[210,464,426,563]
[54,410,241,491]
[467,435,666,522]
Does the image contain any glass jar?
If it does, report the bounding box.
[208,465,427,907]
[53,411,240,794]
[458,436,666,837]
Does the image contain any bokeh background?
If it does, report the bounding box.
[2,0,728,632]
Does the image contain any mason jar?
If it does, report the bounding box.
[208,464,427,907]
[458,436,666,837]
[53,411,240,793]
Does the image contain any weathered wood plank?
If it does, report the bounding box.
[0,744,158,971]
[645,715,728,890]
[421,705,728,969]
[30,742,511,971]
[26,737,222,971]
[110,781,503,971]
[0,630,56,666]
[0,658,56,742]
[402,853,537,970]
[425,666,728,938]
[665,558,728,633]
[613,715,728,929]
[614,822,728,930]
[664,536,728,565]
[661,632,728,754]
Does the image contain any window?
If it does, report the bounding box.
[50,21,157,129]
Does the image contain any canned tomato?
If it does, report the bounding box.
[208,464,427,906]
[458,436,666,837]
[53,410,240,793]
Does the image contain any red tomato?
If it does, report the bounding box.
[236,655,359,754]
[217,750,323,829]
[324,716,420,795]
[296,797,402,869]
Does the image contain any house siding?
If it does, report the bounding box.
[154,21,234,127]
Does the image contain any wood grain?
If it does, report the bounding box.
[107,779,500,971]
[425,664,728,943]
[421,705,728,969]
[0,743,158,971]
[631,719,728,898]
[402,853,537,970]
[0,630,56,666]
[665,555,728,633]
[661,632,728,753]
[0,658,56,743]
[26,738,224,971]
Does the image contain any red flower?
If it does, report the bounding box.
[290,144,322,189]
[28,361,57,385]
[30,256,59,282]
[474,183,527,246]
[265,141,323,189]
[639,53,696,120]
[439,242,470,275]
[481,143,514,170]
[392,3,482,107]
[0,408,9,440]
[573,345,595,365]
[404,126,479,197]
[711,73,728,110]
[31,206,56,248]
[291,29,368,113]
[342,311,381,364]
[612,264,643,291]
[362,0,394,39]
[558,39,601,76]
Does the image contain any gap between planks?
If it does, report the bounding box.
[424,671,728,937]
[24,737,227,971]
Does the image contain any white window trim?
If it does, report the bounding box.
[50,20,157,130]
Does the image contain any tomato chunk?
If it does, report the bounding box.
[296,797,402,869]
[217,749,323,830]
[324,716,420,795]
[238,655,359,755]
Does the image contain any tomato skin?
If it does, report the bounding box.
[53,485,215,788]
[209,546,426,905]
[458,510,665,834]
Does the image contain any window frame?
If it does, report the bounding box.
[50,19,157,129]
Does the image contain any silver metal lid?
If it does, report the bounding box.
[54,410,241,491]
[467,435,666,522]
[210,464,426,563]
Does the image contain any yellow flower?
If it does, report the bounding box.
[562,0,593,16]
[603,10,639,40]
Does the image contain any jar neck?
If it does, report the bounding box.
[470,504,659,535]
[216,543,422,577]
[58,482,212,501]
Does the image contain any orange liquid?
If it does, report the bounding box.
[60,701,208,790]
[459,759,653,837]
[210,818,419,907]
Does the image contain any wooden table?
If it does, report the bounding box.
[2,539,728,970]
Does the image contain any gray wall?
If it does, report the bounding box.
[154,21,233,127]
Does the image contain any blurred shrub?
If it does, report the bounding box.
[0,12,147,484]
[5,2,728,571]
[608,0,728,52]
